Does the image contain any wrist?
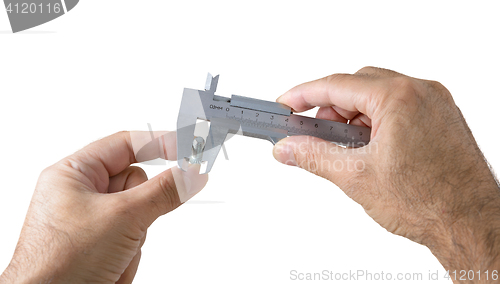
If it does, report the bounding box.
[429,184,500,277]
[1,261,43,284]
[1,232,73,284]
[1,256,59,284]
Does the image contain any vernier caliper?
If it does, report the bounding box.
[177,74,371,174]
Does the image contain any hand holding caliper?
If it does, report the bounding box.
[272,67,500,282]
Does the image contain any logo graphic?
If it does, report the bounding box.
[3,0,79,33]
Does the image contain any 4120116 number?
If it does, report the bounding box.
[5,3,62,14]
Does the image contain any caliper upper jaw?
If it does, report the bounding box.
[177,73,228,173]
[205,73,219,93]
[177,76,215,171]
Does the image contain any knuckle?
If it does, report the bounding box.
[38,164,63,183]
[128,166,148,180]
[297,147,321,175]
[385,77,455,111]
[37,167,54,186]
[387,77,420,107]
[426,80,445,91]
[391,76,417,95]
[156,174,180,213]
[40,165,55,177]
[355,66,378,75]
[324,73,349,85]
[94,131,130,146]
[386,78,455,114]
[114,130,130,137]
[356,66,403,78]
[425,80,454,103]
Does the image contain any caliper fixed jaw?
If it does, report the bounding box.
[177,73,239,174]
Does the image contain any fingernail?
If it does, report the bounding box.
[273,142,297,166]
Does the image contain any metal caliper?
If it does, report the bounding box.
[177,73,371,174]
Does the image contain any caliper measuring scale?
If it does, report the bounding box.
[177,74,371,174]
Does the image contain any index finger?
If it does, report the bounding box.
[63,131,175,187]
[277,73,385,119]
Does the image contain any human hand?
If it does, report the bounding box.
[272,67,500,278]
[0,131,208,284]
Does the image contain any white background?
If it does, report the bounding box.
[1,1,499,283]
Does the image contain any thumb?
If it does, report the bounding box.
[125,164,208,227]
[273,136,367,189]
